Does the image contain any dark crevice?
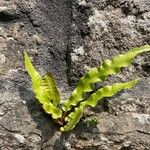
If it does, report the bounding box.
[75,3,93,38]
[0,124,23,134]
[142,63,150,74]
[66,1,94,85]
[120,147,131,150]
[136,130,150,135]
[65,0,76,86]
[66,45,72,86]
[0,12,19,22]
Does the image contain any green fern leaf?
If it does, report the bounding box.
[86,79,140,107]
[62,45,150,112]
[24,51,62,119]
[61,79,140,132]
[42,73,61,106]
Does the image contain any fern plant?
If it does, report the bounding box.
[24,45,150,132]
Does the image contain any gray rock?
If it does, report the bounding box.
[69,0,150,84]
[0,0,150,150]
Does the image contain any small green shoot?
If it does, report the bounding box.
[86,117,99,128]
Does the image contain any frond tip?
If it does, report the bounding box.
[86,78,140,107]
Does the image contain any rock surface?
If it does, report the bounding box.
[0,0,150,149]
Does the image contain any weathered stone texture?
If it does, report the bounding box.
[69,0,150,84]
[0,0,150,150]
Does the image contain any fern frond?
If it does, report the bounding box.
[86,79,140,107]
[24,51,62,119]
[61,79,140,132]
[62,45,150,112]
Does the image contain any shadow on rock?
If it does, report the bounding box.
[53,120,101,150]
[18,85,58,142]
[74,121,100,139]
[52,133,68,150]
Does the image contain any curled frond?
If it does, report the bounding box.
[62,45,150,112]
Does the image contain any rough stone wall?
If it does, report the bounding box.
[0,0,150,150]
